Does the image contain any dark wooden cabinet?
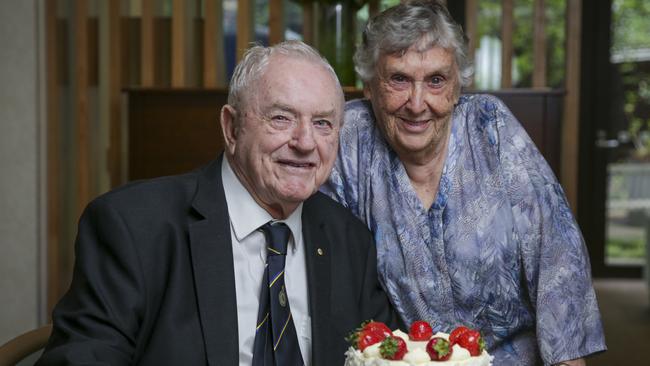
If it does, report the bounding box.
[126,88,227,181]
[124,88,563,181]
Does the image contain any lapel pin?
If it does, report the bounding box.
[317,248,324,256]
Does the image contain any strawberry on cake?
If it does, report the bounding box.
[344,321,493,366]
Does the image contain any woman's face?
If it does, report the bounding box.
[364,46,461,161]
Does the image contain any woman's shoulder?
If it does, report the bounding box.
[457,93,526,140]
[340,98,384,149]
[457,93,511,121]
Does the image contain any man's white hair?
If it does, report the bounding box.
[227,40,344,110]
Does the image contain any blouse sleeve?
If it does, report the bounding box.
[491,96,606,364]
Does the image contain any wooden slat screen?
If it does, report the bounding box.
[369,0,380,17]
[533,0,547,88]
[171,0,186,87]
[74,0,91,216]
[269,0,284,45]
[500,0,514,88]
[562,0,582,212]
[108,0,123,188]
[203,0,225,87]
[236,0,254,61]
[465,0,478,89]
[302,2,314,45]
[140,0,154,87]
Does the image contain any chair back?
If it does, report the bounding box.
[0,325,52,366]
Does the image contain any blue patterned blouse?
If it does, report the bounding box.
[321,95,606,365]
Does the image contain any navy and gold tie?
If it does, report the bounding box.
[252,222,304,366]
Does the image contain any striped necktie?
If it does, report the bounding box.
[252,222,304,366]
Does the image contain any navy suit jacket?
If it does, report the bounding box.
[37,157,396,365]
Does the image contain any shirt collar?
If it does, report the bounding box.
[221,157,303,246]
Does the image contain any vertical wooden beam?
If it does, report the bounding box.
[108,0,122,187]
[533,0,547,88]
[203,0,225,87]
[172,0,186,87]
[465,0,478,88]
[237,0,254,61]
[302,1,314,46]
[46,0,61,318]
[562,0,582,213]
[368,0,380,18]
[75,0,91,216]
[269,0,284,45]
[501,0,514,88]
[141,0,155,86]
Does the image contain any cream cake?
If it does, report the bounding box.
[344,325,493,366]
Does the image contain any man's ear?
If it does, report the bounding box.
[220,104,238,155]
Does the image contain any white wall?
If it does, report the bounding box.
[0,0,43,344]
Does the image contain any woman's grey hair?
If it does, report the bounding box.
[355,0,474,87]
[228,40,344,109]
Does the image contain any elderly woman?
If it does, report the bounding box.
[322,1,606,365]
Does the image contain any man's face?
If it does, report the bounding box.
[364,46,460,161]
[222,55,342,218]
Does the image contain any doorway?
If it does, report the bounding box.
[580,0,650,278]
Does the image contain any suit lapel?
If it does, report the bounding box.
[302,199,332,365]
[189,157,239,366]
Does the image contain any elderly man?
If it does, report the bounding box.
[37,41,395,366]
[322,1,606,365]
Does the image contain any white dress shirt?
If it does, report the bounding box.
[222,158,312,366]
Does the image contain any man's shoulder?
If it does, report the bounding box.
[304,192,369,231]
[89,162,216,217]
[103,170,198,201]
[305,191,355,214]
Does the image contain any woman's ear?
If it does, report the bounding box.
[220,104,238,155]
[363,82,373,100]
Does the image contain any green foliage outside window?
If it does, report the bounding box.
[612,0,650,53]
[612,0,650,161]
